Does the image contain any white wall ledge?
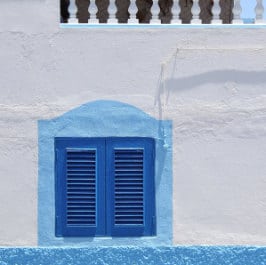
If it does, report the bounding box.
[60,23,266,29]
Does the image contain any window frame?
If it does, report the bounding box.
[55,137,156,237]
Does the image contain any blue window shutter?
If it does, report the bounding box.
[55,138,105,237]
[106,137,156,236]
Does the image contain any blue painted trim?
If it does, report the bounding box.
[38,100,172,246]
[60,23,266,29]
[0,247,265,265]
[106,137,156,236]
[55,138,106,237]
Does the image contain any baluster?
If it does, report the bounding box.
[191,0,201,24]
[233,0,243,24]
[171,0,181,24]
[128,0,138,24]
[211,0,222,24]
[255,0,265,23]
[68,0,78,23]
[108,0,118,24]
[151,0,161,24]
[89,0,98,23]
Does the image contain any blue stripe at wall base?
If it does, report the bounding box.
[0,247,265,265]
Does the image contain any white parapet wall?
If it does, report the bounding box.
[0,0,266,247]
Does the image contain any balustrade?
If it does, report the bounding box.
[128,0,138,24]
[255,0,265,23]
[89,0,98,24]
[68,0,78,23]
[150,0,161,24]
[60,0,266,25]
[233,0,243,24]
[171,0,181,24]
[191,0,201,24]
[211,0,222,24]
[108,0,118,23]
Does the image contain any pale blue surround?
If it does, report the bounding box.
[38,100,172,246]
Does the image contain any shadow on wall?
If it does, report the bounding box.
[165,70,266,93]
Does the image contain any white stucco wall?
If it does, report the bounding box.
[0,0,266,246]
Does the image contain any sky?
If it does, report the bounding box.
[241,0,266,19]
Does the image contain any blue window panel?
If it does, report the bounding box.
[55,138,105,237]
[106,137,156,236]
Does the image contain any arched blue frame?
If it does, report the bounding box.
[38,100,172,246]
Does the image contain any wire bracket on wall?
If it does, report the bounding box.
[155,47,179,120]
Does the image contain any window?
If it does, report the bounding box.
[38,100,172,245]
[55,137,156,237]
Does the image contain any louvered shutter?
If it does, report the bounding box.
[106,138,156,236]
[55,138,105,237]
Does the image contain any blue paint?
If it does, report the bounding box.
[38,100,172,246]
[106,137,156,237]
[0,246,265,265]
[55,137,156,237]
[241,0,266,20]
[55,138,106,237]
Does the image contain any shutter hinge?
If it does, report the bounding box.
[55,149,58,162]
[152,216,156,235]
[56,215,58,227]
[55,215,62,237]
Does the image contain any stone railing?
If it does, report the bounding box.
[60,0,265,25]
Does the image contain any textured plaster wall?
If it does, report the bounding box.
[0,247,266,265]
[0,0,266,246]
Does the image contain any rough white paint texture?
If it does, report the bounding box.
[0,0,266,246]
[164,50,266,245]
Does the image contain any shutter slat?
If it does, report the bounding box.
[67,160,96,163]
[67,191,96,194]
[116,210,143,213]
[115,169,143,172]
[116,215,143,218]
[115,160,143,163]
[68,207,95,210]
[116,203,143,206]
[67,182,95,185]
[67,173,96,176]
[67,186,96,190]
[115,185,143,188]
[67,195,96,198]
[67,176,96,179]
[67,198,94,204]
[115,181,143,184]
[115,198,143,201]
[67,167,95,171]
[67,180,95,183]
[67,213,96,216]
[115,205,143,209]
